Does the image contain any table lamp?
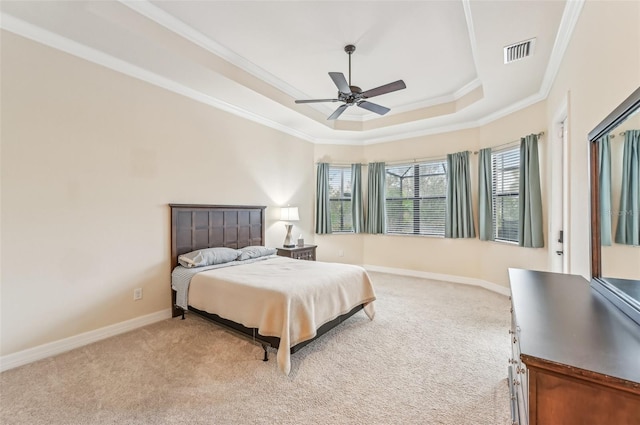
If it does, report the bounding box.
[280,206,299,248]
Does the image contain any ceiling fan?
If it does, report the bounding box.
[295,45,407,120]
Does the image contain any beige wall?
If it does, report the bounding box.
[478,103,550,284]
[546,0,640,279]
[361,103,548,286]
[313,0,640,287]
[313,122,550,287]
[3,0,640,358]
[0,32,315,355]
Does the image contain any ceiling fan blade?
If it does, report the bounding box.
[327,104,349,120]
[357,101,390,115]
[361,80,406,99]
[329,72,352,94]
[295,99,339,104]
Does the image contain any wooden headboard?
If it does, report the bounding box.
[169,204,266,317]
[170,204,266,270]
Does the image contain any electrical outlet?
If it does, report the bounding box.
[133,288,143,301]
[338,250,344,257]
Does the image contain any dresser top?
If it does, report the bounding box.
[509,268,640,385]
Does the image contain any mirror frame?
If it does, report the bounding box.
[588,86,640,324]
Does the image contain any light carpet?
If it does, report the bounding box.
[0,272,512,424]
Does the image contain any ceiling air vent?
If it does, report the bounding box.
[504,38,536,64]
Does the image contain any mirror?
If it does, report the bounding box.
[589,86,640,325]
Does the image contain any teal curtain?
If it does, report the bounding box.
[519,134,544,247]
[351,163,364,233]
[598,135,612,246]
[315,163,331,234]
[615,130,640,245]
[445,151,476,238]
[366,162,387,234]
[478,148,494,241]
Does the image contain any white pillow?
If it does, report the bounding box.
[178,247,241,268]
[237,246,276,261]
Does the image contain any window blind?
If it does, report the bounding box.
[329,166,353,232]
[385,161,447,236]
[491,146,520,242]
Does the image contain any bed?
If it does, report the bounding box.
[169,204,376,374]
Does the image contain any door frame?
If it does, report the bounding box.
[549,99,570,273]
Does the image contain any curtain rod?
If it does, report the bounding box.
[315,161,368,166]
[315,154,448,167]
[609,131,631,139]
[385,154,447,165]
[472,131,544,155]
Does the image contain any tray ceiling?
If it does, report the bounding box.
[0,0,583,144]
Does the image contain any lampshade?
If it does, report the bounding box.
[280,206,299,221]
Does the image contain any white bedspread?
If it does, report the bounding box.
[187,256,376,375]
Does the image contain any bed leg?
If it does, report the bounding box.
[261,344,269,362]
[181,309,185,320]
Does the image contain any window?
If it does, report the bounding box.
[329,166,353,232]
[385,160,447,236]
[491,146,520,243]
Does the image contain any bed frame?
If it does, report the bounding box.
[169,204,364,361]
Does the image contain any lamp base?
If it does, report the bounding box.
[283,223,294,248]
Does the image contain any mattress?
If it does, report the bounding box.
[187,256,376,375]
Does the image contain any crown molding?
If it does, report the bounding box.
[119,0,309,102]
[477,92,546,127]
[123,0,485,124]
[475,0,584,127]
[314,119,481,146]
[0,12,319,144]
[461,0,481,78]
[1,0,585,146]
[344,0,482,122]
[540,0,585,97]
[345,77,483,121]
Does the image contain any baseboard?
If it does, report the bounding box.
[0,309,172,372]
[1,270,508,372]
[362,265,511,297]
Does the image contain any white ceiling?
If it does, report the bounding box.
[0,0,583,145]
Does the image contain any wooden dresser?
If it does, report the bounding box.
[508,269,640,425]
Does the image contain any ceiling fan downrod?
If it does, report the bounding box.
[345,44,355,86]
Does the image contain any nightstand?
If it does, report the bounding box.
[276,245,317,261]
